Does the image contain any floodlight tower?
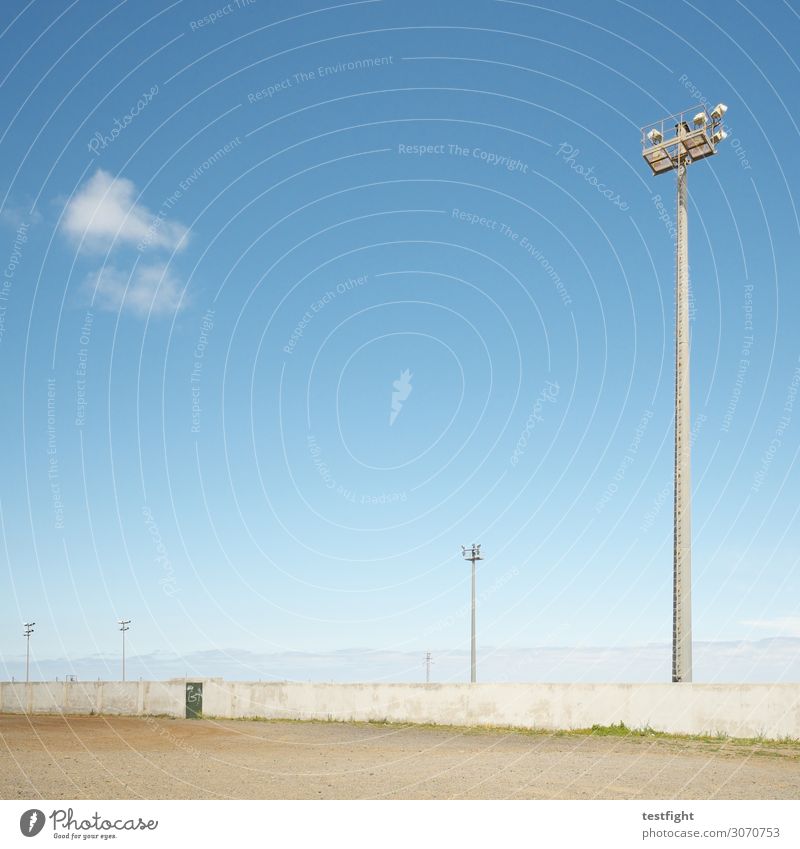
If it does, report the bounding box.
[641,103,728,683]
[118,619,131,682]
[23,622,35,684]
[460,544,483,683]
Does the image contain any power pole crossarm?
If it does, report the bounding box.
[23,622,35,684]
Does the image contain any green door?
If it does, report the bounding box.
[185,682,203,719]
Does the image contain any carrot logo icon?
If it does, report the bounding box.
[390,369,413,425]
[19,809,46,837]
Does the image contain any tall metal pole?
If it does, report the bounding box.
[642,102,728,683]
[461,544,483,683]
[471,559,476,683]
[119,620,131,682]
[23,622,35,684]
[673,144,692,683]
[424,651,433,684]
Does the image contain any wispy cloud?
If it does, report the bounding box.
[87,262,185,317]
[61,169,188,254]
[0,202,41,229]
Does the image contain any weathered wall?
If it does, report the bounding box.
[1,681,798,740]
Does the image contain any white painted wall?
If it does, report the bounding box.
[1,681,798,740]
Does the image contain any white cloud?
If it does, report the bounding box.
[742,618,800,637]
[87,262,185,317]
[62,169,188,253]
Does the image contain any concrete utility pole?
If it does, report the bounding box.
[23,622,35,684]
[641,102,728,682]
[460,544,483,683]
[118,619,131,682]
[424,651,433,683]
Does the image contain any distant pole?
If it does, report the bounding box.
[424,651,433,683]
[118,619,131,681]
[23,623,35,683]
[460,544,484,683]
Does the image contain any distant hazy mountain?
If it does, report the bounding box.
[2,639,799,684]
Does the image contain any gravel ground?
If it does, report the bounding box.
[1,714,799,800]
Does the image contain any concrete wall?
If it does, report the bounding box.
[2,681,799,740]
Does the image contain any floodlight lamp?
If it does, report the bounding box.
[647,128,663,144]
[711,129,727,143]
[692,112,706,127]
[711,103,728,120]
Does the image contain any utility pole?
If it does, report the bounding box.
[641,102,728,682]
[118,619,131,681]
[424,651,433,683]
[460,544,483,683]
[23,622,35,684]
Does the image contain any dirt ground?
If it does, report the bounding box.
[1,714,799,800]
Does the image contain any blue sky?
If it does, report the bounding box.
[1,0,800,682]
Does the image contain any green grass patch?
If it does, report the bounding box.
[197,714,800,755]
